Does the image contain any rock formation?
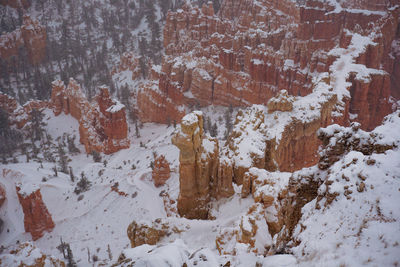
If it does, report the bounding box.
[0,242,64,267]
[0,93,48,128]
[152,155,171,187]
[172,111,233,219]
[261,110,400,252]
[216,203,272,255]
[127,220,169,248]
[241,168,291,237]
[318,121,397,170]
[16,185,55,241]
[51,78,130,154]
[111,51,142,81]
[0,15,46,65]
[0,183,5,208]
[267,90,294,113]
[136,0,398,132]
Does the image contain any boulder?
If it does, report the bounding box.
[127,220,169,248]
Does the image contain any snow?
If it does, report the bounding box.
[292,147,400,266]
[106,99,125,113]
[181,111,200,125]
[287,111,400,266]
[196,68,213,81]
[202,137,216,156]
[16,182,39,196]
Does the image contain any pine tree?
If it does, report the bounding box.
[69,166,74,182]
[57,142,68,174]
[135,122,140,138]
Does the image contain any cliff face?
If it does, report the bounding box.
[0,15,46,65]
[51,79,129,154]
[172,111,233,219]
[16,186,55,241]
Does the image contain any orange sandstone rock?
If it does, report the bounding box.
[152,155,171,187]
[50,79,129,154]
[16,186,55,241]
[0,183,5,208]
[0,93,48,128]
[0,15,46,65]
[172,111,233,219]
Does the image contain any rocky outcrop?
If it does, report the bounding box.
[172,111,233,219]
[0,242,65,267]
[16,185,55,241]
[267,90,294,113]
[265,93,344,172]
[265,110,400,253]
[127,220,169,248]
[0,15,46,65]
[51,78,129,154]
[241,168,291,237]
[137,80,185,124]
[216,203,272,255]
[152,155,171,187]
[318,120,398,170]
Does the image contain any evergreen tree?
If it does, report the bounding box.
[57,142,69,174]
